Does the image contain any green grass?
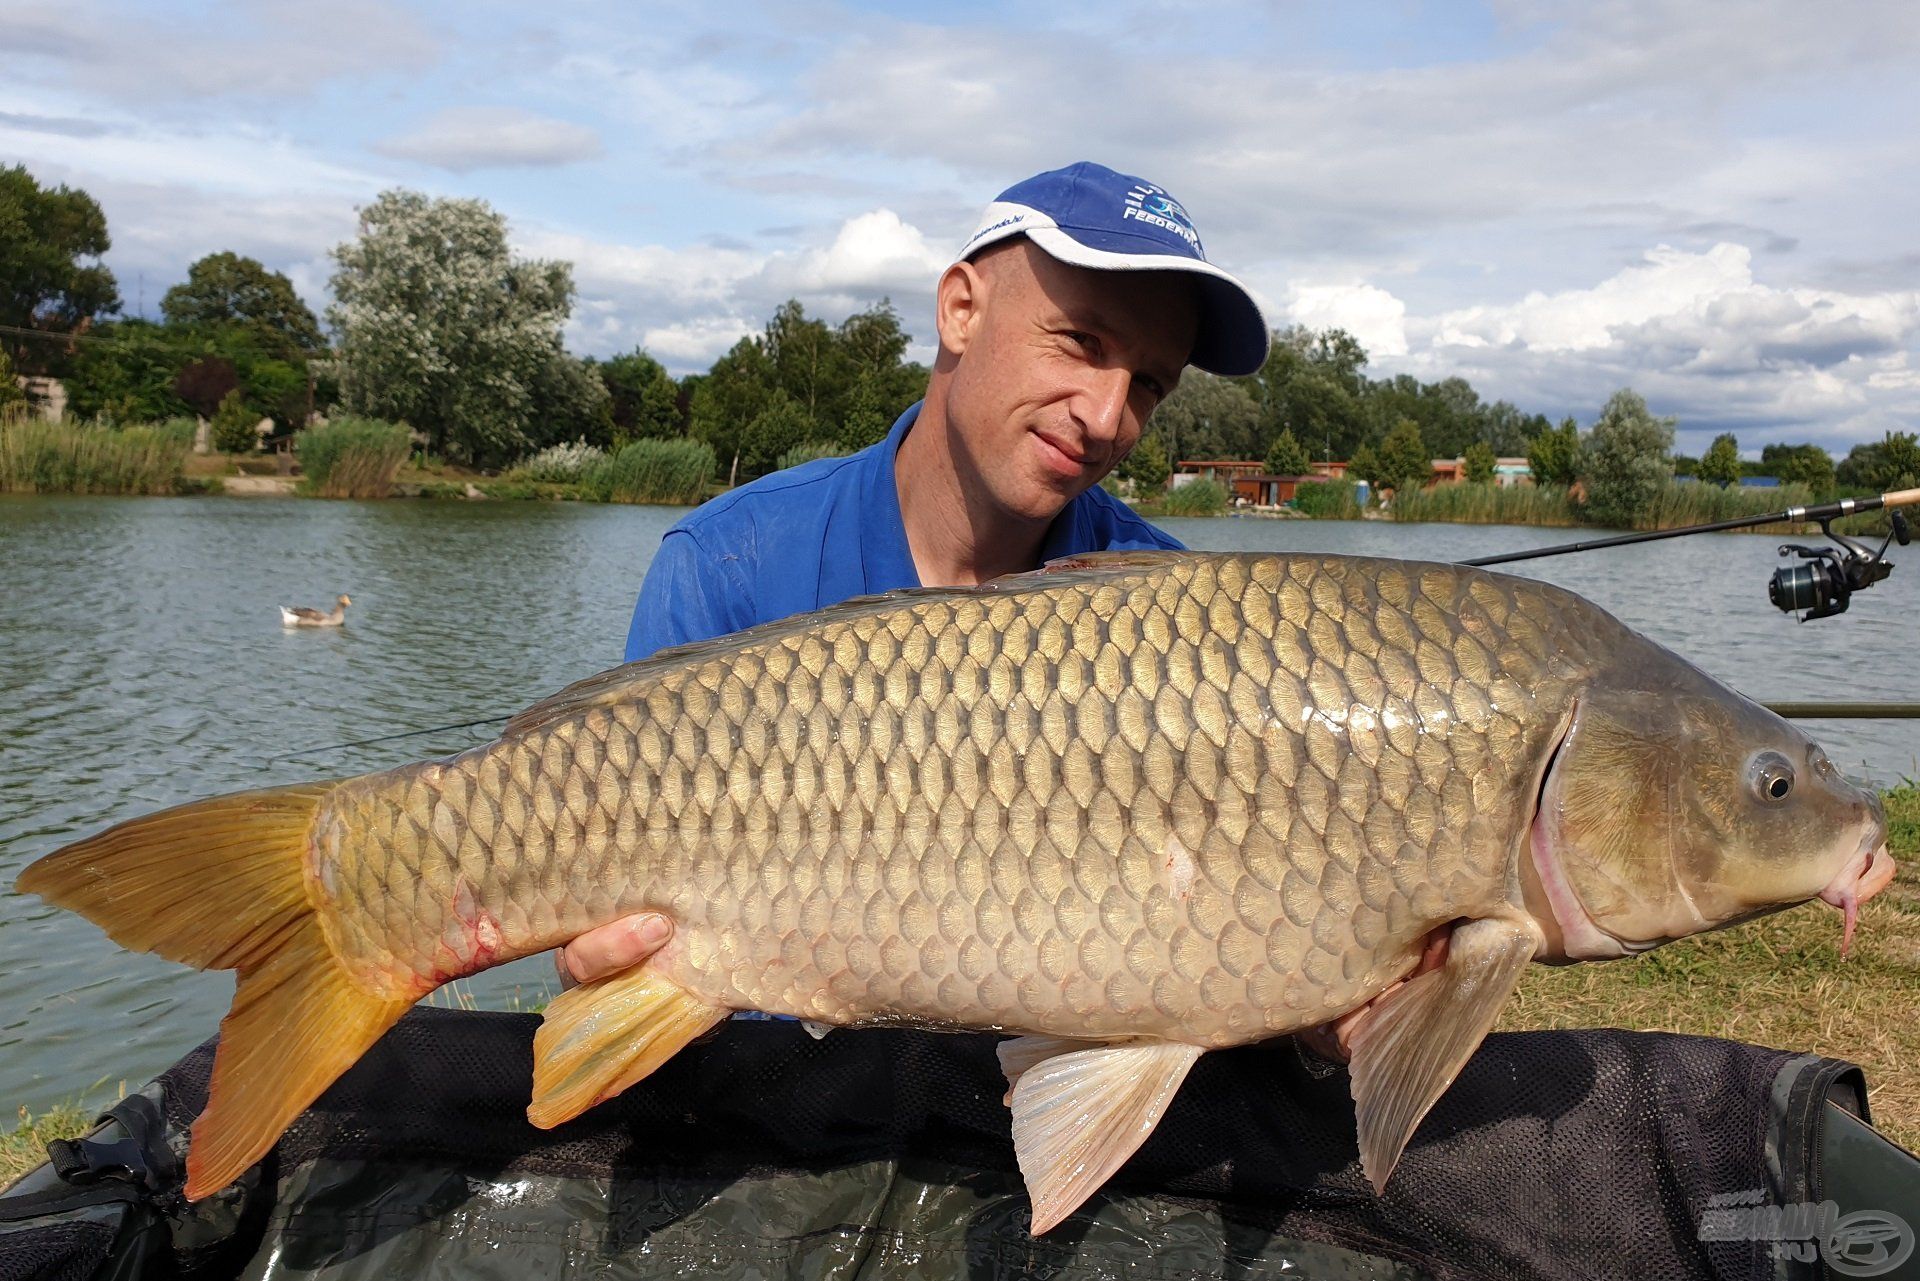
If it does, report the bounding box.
[0,416,191,495]
[1504,783,1920,1150]
[1,1100,95,1190]
[1293,478,1361,520]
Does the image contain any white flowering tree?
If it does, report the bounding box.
[326,190,605,468]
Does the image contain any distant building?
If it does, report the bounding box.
[1741,475,1781,488]
[1427,457,1533,488]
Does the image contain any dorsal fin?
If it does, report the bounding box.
[502,551,1206,741]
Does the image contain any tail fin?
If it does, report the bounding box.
[16,785,414,1199]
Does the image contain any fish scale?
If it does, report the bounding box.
[309,553,1579,1040]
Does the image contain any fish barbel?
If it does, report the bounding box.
[19,551,1893,1230]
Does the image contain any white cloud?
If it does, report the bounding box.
[529,209,947,372]
[374,107,602,173]
[1285,283,1409,357]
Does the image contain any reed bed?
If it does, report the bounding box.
[587,437,716,505]
[1636,479,1819,532]
[297,418,413,499]
[1389,482,1580,526]
[0,416,190,495]
[1160,477,1228,516]
[1292,478,1361,520]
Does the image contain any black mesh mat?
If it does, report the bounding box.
[133,1009,1850,1280]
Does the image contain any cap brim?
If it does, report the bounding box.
[1017,225,1270,377]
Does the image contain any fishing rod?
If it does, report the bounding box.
[285,487,1920,760]
[1464,487,1919,622]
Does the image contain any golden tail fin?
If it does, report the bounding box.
[16,785,414,1199]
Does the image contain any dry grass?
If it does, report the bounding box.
[1503,783,1920,1150]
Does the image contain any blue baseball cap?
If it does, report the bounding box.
[955,161,1269,376]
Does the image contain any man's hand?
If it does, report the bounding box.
[554,913,673,989]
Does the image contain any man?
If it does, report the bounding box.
[557,161,1269,988]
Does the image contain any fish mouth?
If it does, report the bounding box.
[1819,836,1897,959]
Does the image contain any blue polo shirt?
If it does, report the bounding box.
[625,401,1183,661]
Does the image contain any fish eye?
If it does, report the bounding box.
[1751,752,1795,802]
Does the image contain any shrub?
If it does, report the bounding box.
[210,388,258,453]
[0,418,189,494]
[511,439,608,484]
[587,437,715,505]
[1293,478,1359,519]
[296,416,412,498]
[1160,477,1228,516]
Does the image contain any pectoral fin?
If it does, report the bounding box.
[1006,1039,1203,1235]
[1348,916,1539,1193]
[529,967,728,1128]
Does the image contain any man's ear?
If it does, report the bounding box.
[934,261,987,359]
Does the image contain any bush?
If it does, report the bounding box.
[0,418,189,494]
[1293,478,1360,519]
[296,416,412,498]
[1579,389,1674,528]
[511,439,608,483]
[775,441,848,472]
[1160,477,1228,516]
[210,388,258,453]
[587,437,715,505]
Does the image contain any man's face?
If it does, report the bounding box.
[935,240,1199,523]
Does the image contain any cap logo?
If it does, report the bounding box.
[1123,185,1203,257]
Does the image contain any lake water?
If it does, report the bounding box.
[2,496,1915,1115]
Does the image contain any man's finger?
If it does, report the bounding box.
[557,913,674,987]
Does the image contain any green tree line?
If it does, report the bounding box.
[6,163,1912,501]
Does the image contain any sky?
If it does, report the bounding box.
[5,0,1920,456]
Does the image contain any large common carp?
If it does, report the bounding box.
[20,551,1894,1232]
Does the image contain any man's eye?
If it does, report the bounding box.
[1064,331,1094,349]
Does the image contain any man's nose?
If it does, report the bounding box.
[1079,366,1133,444]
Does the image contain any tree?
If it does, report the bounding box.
[64,321,191,422]
[527,353,614,451]
[210,387,258,453]
[1524,417,1580,488]
[0,348,26,417]
[1463,440,1497,484]
[0,165,120,374]
[327,189,578,468]
[173,355,239,419]
[1579,389,1674,528]
[161,252,322,359]
[1836,431,1920,492]
[688,337,777,485]
[1263,428,1311,477]
[1373,419,1431,494]
[1119,434,1170,491]
[1698,432,1741,486]
[1151,371,1261,461]
[599,349,682,439]
[1347,443,1381,488]
[1760,442,1834,493]
[1246,328,1371,463]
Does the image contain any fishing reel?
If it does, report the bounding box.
[1770,511,1910,621]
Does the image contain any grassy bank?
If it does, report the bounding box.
[6,785,1913,1186]
[1,1100,94,1190]
[1383,477,1891,536]
[0,417,193,495]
